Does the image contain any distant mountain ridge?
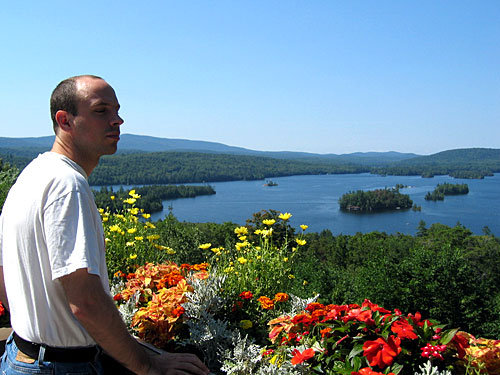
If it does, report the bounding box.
[0,134,419,163]
[1,134,498,182]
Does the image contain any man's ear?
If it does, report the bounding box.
[55,110,72,131]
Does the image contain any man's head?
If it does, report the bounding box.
[50,75,124,175]
[50,75,103,131]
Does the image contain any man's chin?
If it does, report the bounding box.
[103,144,119,155]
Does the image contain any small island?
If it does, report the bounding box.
[264,180,278,187]
[339,188,413,212]
[425,183,469,201]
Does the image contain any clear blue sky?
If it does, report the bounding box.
[1,1,499,155]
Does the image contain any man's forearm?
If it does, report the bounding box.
[60,269,151,375]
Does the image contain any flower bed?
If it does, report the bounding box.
[104,191,497,374]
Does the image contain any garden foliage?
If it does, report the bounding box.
[103,192,500,374]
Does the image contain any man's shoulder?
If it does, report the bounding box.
[15,153,91,200]
[24,153,86,181]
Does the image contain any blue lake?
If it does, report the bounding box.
[127,173,499,236]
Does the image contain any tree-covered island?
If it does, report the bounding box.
[339,187,413,212]
[94,184,215,214]
[425,182,469,201]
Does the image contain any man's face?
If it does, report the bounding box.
[71,77,124,159]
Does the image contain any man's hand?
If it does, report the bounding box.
[148,352,210,375]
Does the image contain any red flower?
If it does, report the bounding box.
[172,306,185,317]
[291,348,315,365]
[306,302,325,312]
[450,332,470,359]
[391,319,418,340]
[262,349,274,356]
[291,313,314,325]
[363,335,402,368]
[343,308,374,325]
[408,311,431,328]
[361,299,391,314]
[239,291,253,300]
[421,343,447,360]
[232,301,244,312]
[113,293,122,302]
[352,368,396,375]
[0,300,5,317]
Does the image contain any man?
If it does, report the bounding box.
[0,75,209,375]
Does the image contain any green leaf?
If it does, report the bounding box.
[351,356,362,371]
[348,343,364,360]
[440,328,459,345]
[389,362,404,374]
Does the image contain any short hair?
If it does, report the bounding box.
[50,75,103,130]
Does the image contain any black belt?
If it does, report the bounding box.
[13,332,99,363]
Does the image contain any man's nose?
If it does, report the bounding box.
[112,113,124,126]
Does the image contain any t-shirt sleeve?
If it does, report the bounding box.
[44,190,102,280]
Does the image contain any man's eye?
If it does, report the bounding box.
[95,109,106,113]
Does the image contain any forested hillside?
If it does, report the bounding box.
[372,148,500,178]
[88,152,367,185]
[1,135,499,184]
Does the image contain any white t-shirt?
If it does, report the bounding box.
[0,152,109,347]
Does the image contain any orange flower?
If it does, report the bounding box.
[268,315,295,343]
[311,309,328,322]
[193,270,209,280]
[258,296,275,310]
[274,293,289,302]
[320,327,332,338]
[193,262,209,271]
[114,270,126,278]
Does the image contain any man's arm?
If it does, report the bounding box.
[0,266,9,311]
[60,268,209,375]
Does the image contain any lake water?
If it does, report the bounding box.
[136,173,499,236]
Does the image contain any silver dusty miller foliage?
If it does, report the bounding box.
[219,331,306,375]
[111,279,139,332]
[179,272,234,370]
[180,271,320,374]
[414,361,452,375]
